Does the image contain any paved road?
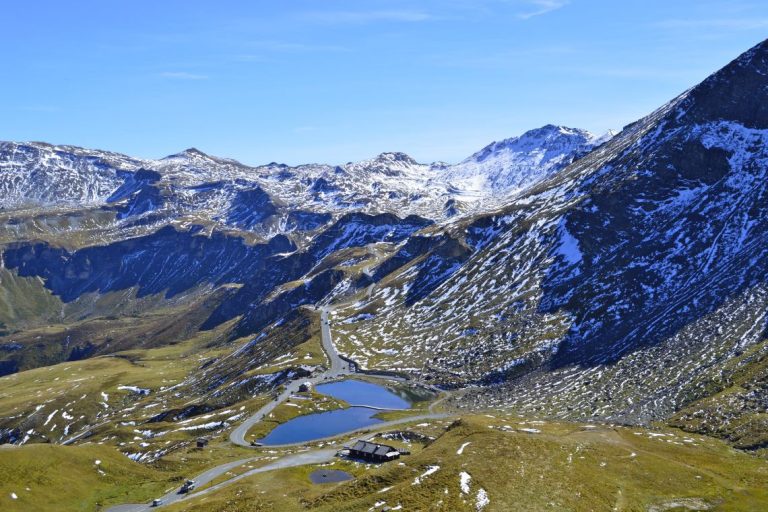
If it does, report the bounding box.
[111,304,451,510]
[319,307,346,374]
[106,449,338,512]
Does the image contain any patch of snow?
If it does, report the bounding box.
[457,441,471,455]
[555,221,582,265]
[459,471,472,494]
[43,410,58,426]
[117,385,150,395]
[412,465,440,485]
[176,421,225,432]
[476,488,489,510]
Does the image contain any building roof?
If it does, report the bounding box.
[350,440,398,457]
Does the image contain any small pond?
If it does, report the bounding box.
[309,469,354,484]
[258,379,412,445]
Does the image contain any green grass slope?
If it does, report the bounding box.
[168,415,768,512]
[0,443,170,511]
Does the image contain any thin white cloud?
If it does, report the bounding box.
[301,9,432,24]
[654,18,768,30]
[517,0,568,20]
[160,71,208,80]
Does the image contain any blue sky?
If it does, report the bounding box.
[3,1,767,165]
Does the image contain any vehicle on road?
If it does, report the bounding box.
[152,498,164,507]
[179,479,196,494]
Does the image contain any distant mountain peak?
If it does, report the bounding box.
[526,124,585,136]
[163,147,211,160]
[433,124,598,197]
[467,125,595,164]
[373,152,419,165]
[183,147,208,156]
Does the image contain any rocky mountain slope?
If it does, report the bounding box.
[329,39,768,448]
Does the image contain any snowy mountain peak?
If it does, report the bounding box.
[0,124,603,216]
[373,151,418,164]
[524,123,589,138]
[180,147,209,157]
[463,125,595,166]
[342,151,428,178]
[436,124,598,197]
[162,147,217,162]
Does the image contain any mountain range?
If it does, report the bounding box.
[1,37,767,474]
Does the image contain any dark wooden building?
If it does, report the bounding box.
[196,437,209,448]
[347,440,400,462]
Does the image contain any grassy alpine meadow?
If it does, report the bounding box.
[0,443,171,511]
[157,415,768,512]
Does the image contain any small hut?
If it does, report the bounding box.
[298,381,313,393]
[196,437,209,448]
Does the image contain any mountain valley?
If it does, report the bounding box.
[1,38,768,512]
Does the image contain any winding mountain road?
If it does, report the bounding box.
[109,305,451,511]
[229,307,352,447]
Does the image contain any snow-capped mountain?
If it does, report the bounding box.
[0,141,140,208]
[0,125,606,226]
[436,124,607,198]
